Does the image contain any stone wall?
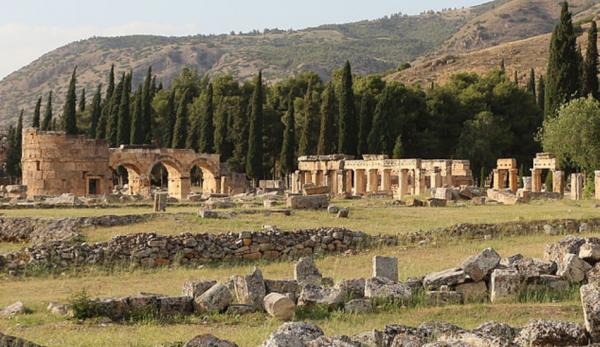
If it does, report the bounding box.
[0,227,375,274]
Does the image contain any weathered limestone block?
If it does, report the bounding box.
[261,322,324,347]
[373,256,398,282]
[350,330,385,347]
[426,198,447,207]
[0,332,43,347]
[335,279,366,300]
[423,268,466,290]
[194,283,232,313]
[525,275,569,293]
[425,290,463,306]
[337,208,349,218]
[0,301,27,318]
[516,320,588,347]
[544,235,586,265]
[185,334,239,347]
[364,277,412,301]
[327,205,339,214]
[580,242,600,261]
[434,187,456,200]
[226,304,256,315]
[581,283,600,342]
[298,284,346,307]
[512,257,557,278]
[158,296,194,316]
[344,298,373,314]
[265,279,301,302]
[47,302,71,317]
[307,336,363,347]
[286,195,328,209]
[405,198,424,207]
[294,257,322,285]
[153,192,167,212]
[490,268,521,303]
[455,281,488,303]
[557,253,591,283]
[232,267,266,309]
[182,280,217,298]
[461,248,501,282]
[473,321,520,343]
[198,209,219,219]
[264,293,295,321]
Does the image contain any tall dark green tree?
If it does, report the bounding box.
[214,99,232,159]
[79,88,86,113]
[41,91,53,131]
[527,68,536,98]
[187,97,202,151]
[198,83,215,153]
[141,67,153,144]
[97,65,115,140]
[162,89,177,147]
[172,89,191,149]
[583,21,599,99]
[107,74,125,146]
[246,71,264,181]
[32,97,42,128]
[367,88,394,154]
[338,61,357,155]
[298,82,319,156]
[317,83,337,155]
[392,135,403,159]
[88,84,102,138]
[357,93,374,156]
[545,2,580,117]
[279,92,296,177]
[6,111,24,179]
[538,76,546,113]
[116,73,131,145]
[130,86,144,144]
[62,67,78,135]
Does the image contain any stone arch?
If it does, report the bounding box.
[109,160,149,197]
[147,156,188,199]
[185,157,220,194]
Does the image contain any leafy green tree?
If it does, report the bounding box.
[279,92,296,176]
[41,91,53,131]
[392,135,403,159]
[545,2,580,117]
[79,88,86,113]
[130,86,144,144]
[32,97,41,128]
[357,93,374,155]
[317,83,337,155]
[116,73,131,145]
[62,67,78,135]
[338,61,357,155]
[539,96,600,172]
[141,67,153,144]
[88,84,102,138]
[198,83,215,153]
[172,89,190,149]
[246,71,264,181]
[527,68,536,98]
[583,21,599,99]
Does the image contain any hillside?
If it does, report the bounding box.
[1,0,600,126]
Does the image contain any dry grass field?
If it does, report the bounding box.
[0,198,599,346]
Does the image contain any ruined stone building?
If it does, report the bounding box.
[21,128,244,199]
[293,155,473,197]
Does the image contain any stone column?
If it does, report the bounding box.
[169,176,191,200]
[595,171,600,200]
[354,169,366,195]
[367,169,379,193]
[509,169,519,193]
[571,173,584,200]
[414,169,426,196]
[344,170,353,195]
[398,169,409,197]
[220,176,230,195]
[493,169,506,190]
[312,171,319,186]
[531,169,542,193]
[522,177,532,192]
[304,171,312,186]
[381,169,392,192]
[443,165,453,187]
[553,170,565,196]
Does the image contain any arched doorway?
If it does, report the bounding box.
[150,162,169,192]
[148,157,186,199]
[186,159,219,195]
[190,165,204,194]
[111,163,147,196]
[112,165,129,193]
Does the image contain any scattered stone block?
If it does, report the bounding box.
[423,268,466,290]
[337,208,349,218]
[0,301,27,318]
[405,198,424,207]
[433,188,455,201]
[335,279,366,300]
[544,235,586,265]
[490,268,521,303]
[426,198,447,207]
[264,279,301,302]
[303,185,330,196]
[264,293,295,321]
[372,256,398,282]
[364,277,412,301]
[226,304,256,315]
[455,281,488,303]
[580,242,600,261]
[327,205,339,214]
[261,322,324,347]
[425,290,463,306]
[153,192,168,212]
[193,283,232,313]
[286,194,328,209]
[294,257,322,285]
[198,209,219,219]
[158,296,194,316]
[344,298,373,314]
[185,334,238,347]
[461,248,501,282]
[232,267,266,309]
[557,253,591,283]
[182,280,217,298]
[47,302,71,317]
[516,320,587,347]
[512,257,557,279]
[298,284,346,307]
[581,283,600,342]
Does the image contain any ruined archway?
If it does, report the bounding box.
[147,156,187,200]
[109,161,148,197]
[185,158,219,195]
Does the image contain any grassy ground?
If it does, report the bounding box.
[0,231,592,346]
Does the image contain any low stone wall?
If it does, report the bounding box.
[0,227,375,274]
[0,332,42,347]
[0,214,152,245]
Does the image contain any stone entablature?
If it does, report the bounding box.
[294,154,473,198]
[530,152,564,196]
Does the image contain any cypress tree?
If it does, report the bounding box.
[527,68,536,98]
[141,67,153,144]
[79,88,86,113]
[537,76,546,112]
[338,61,357,155]
[545,2,580,117]
[116,73,131,145]
[107,74,124,146]
[15,110,22,158]
[130,85,144,144]
[298,82,318,156]
[214,100,232,159]
[500,59,506,73]
[41,91,53,131]
[172,89,190,149]
[6,111,24,179]
[198,83,215,153]
[162,89,177,147]
[367,88,393,155]
[392,135,403,159]
[5,125,16,178]
[245,71,264,181]
[357,93,373,156]
[187,98,201,151]
[317,83,336,155]
[32,97,41,128]
[98,65,115,140]
[583,21,599,99]
[279,92,296,176]
[88,84,102,138]
[62,67,78,135]
[513,70,519,85]
[106,64,115,102]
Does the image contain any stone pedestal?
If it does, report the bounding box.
[372,256,398,282]
[398,169,409,197]
[509,169,518,193]
[571,173,584,200]
[553,170,565,196]
[354,169,366,195]
[531,169,542,193]
[522,177,532,191]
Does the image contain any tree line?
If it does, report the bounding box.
[3,2,597,184]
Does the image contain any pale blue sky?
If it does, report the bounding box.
[0,0,487,79]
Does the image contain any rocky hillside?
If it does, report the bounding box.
[1,0,599,126]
